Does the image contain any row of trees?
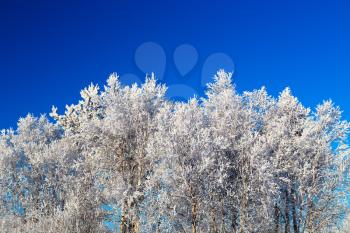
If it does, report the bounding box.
[0,70,349,232]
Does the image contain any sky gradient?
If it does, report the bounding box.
[1,0,350,129]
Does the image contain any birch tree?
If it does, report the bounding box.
[0,70,349,233]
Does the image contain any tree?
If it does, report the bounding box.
[0,70,349,233]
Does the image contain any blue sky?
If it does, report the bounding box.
[1,0,350,129]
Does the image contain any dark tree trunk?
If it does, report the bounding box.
[191,200,198,233]
[221,200,226,233]
[285,190,290,233]
[274,204,280,233]
[210,207,218,233]
[291,188,299,233]
[231,207,238,233]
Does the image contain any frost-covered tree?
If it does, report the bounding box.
[144,98,213,233]
[0,70,349,233]
[50,73,168,233]
[202,71,277,233]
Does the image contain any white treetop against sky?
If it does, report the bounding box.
[0,70,349,233]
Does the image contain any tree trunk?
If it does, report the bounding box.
[120,201,128,233]
[192,200,198,233]
[130,160,143,233]
[120,214,127,233]
[130,204,140,233]
[131,219,140,233]
[285,190,290,233]
[274,204,280,233]
[231,207,238,233]
[306,198,314,233]
[239,176,249,233]
[211,207,218,233]
[221,200,226,233]
[291,189,299,233]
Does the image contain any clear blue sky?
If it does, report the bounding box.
[1,0,350,129]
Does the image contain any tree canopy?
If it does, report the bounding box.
[1,71,349,233]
